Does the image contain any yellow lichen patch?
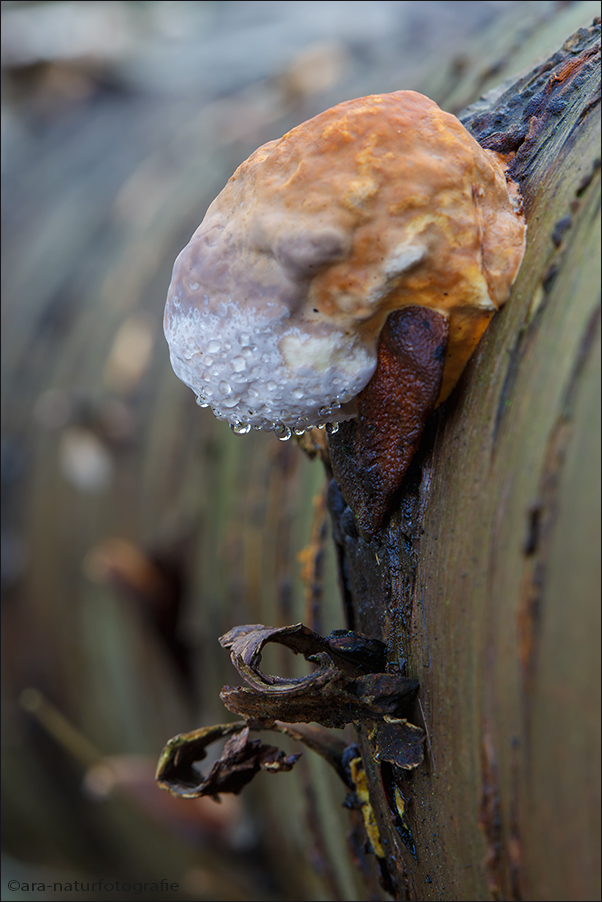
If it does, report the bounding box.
[349,756,385,859]
[394,785,405,819]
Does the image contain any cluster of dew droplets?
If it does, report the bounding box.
[171,304,356,440]
[190,362,348,439]
[193,381,346,440]
[223,398,345,441]
[194,380,349,440]
[228,418,340,441]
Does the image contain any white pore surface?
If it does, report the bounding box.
[164,297,376,430]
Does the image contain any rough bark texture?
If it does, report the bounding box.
[325,20,601,902]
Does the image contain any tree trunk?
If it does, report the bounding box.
[325,20,601,902]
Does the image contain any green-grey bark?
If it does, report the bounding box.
[327,20,600,902]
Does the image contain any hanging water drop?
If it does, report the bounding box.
[326,422,339,434]
[274,425,292,441]
[230,423,251,435]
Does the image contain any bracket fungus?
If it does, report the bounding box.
[164,89,525,446]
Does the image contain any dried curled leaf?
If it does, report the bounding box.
[156,721,300,799]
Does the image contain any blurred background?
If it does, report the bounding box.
[2,2,598,900]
